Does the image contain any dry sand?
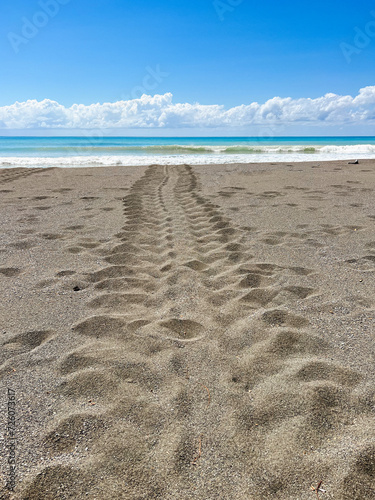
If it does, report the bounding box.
[0,161,374,499]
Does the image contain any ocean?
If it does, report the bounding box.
[1,136,375,168]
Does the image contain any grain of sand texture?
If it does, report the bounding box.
[0,161,374,499]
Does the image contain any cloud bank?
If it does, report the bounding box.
[1,86,375,130]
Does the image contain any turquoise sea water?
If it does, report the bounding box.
[0,136,375,167]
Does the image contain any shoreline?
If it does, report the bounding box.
[1,160,374,499]
[1,156,375,169]
[0,157,375,172]
[1,134,375,170]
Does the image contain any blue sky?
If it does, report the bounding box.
[1,0,375,134]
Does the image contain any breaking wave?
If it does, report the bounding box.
[1,142,375,168]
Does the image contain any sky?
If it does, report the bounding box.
[1,0,375,135]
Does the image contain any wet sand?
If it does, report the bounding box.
[0,160,374,499]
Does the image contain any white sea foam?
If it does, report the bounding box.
[0,144,375,168]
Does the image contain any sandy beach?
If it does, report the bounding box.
[0,160,374,499]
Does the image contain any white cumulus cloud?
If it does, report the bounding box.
[1,87,375,130]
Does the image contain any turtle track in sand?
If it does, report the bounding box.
[19,165,374,500]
